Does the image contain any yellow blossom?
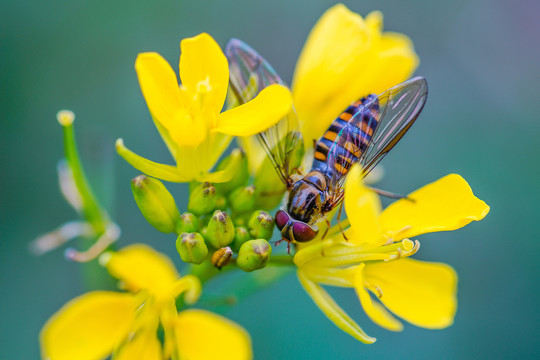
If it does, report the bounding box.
[295,166,490,343]
[40,244,252,360]
[293,4,419,147]
[117,33,292,183]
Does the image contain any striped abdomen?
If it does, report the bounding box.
[312,95,379,180]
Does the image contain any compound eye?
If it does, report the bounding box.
[292,222,319,242]
[275,210,290,230]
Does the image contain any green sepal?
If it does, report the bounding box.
[188,182,217,215]
[214,148,249,195]
[231,226,251,252]
[176,212,199,234]
[229,186,256,213]
[131,175,180,233]
[248,210,274,240]
[237,239,272,272]
[176,232,208,264]
[205,210,235,248]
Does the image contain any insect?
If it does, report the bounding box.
[225,39,428,244]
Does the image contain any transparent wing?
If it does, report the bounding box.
[326,77,428,203]
[225,39,303,186]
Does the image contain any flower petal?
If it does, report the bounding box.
[379,174,490,240]
[135,52,206,147]
[363,258,457,329]
[215,84,292,136]
[41,291,137,360]
[174,309,253,360]
[115,139,191,182]
[180,33,229,114]
[101,244,179,299]
[353,268,403,331]
[297,270,376,344]
[114,331,162,360]
[344,165,383,245]
[292,5,418,147]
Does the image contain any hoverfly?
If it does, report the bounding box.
[225,39,428,245]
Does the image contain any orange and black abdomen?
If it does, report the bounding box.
[312,95,379,179]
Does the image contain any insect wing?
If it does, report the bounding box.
[360,76,428,175]
[225,39,303,186]
[325,77,428,202]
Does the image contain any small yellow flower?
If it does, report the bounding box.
[40,244,252,360]
[295,166,490,343]
[293,4,419,147]
[117,33,292,183]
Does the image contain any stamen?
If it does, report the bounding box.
[56,109,75,126]
[29,221,94,255]
[364,281,384,298]
[65,223,120,262]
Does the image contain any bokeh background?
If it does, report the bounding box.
[2,0,539,358]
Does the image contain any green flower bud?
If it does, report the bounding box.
[205,210,235,248]
[229,186,256,213]
[237,239,272,272]
[214,148,249,194]
[211,246,233,270]
[231,226,251,252]
[176,232,208,264]
[248,210,274,240]
[214,194,227,210]
[188,182,216,215]
[131,175,180,233]
[176,212,199,234]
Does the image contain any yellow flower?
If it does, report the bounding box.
[40,244,252,360]
[117,33,292,183]
[295,166,490,343]
[292,4,419,147]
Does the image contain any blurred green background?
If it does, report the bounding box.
[2,0,539,358]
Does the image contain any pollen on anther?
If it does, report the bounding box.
[57,109,75,126]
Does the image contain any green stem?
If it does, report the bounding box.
[63,121,106,234]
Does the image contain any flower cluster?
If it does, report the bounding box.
[35,3,490,359]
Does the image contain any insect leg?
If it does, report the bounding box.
[321,218,331,239]
[367,186,415,202]
[336,202,348,241]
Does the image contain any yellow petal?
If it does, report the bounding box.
[102,244,179,299]
[297,270,376,344]
[135,52,206,147]
[363,258,457,329]
[292,5,418,147]
[174,309,253,360]
[379,174,490,240]
[41,291,137,360]
[353,268,403,331]
[114,331,162,360]
[344,165,383,245]
[115,139,191,182]
[215,84,292,136]
[173,133,233,183]
[180,33,229,114]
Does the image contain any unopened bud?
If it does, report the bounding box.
[231,226,251,252]
[237,239,272,272]
[215,148,249,194]
[188,182,216,215]
[131,175,180,233]
[176,232,208,264]
[229,186,256,213]
[211,246,233,269]
[176,212,199,234]
[205,210,235,248]
[248,210,274,240]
